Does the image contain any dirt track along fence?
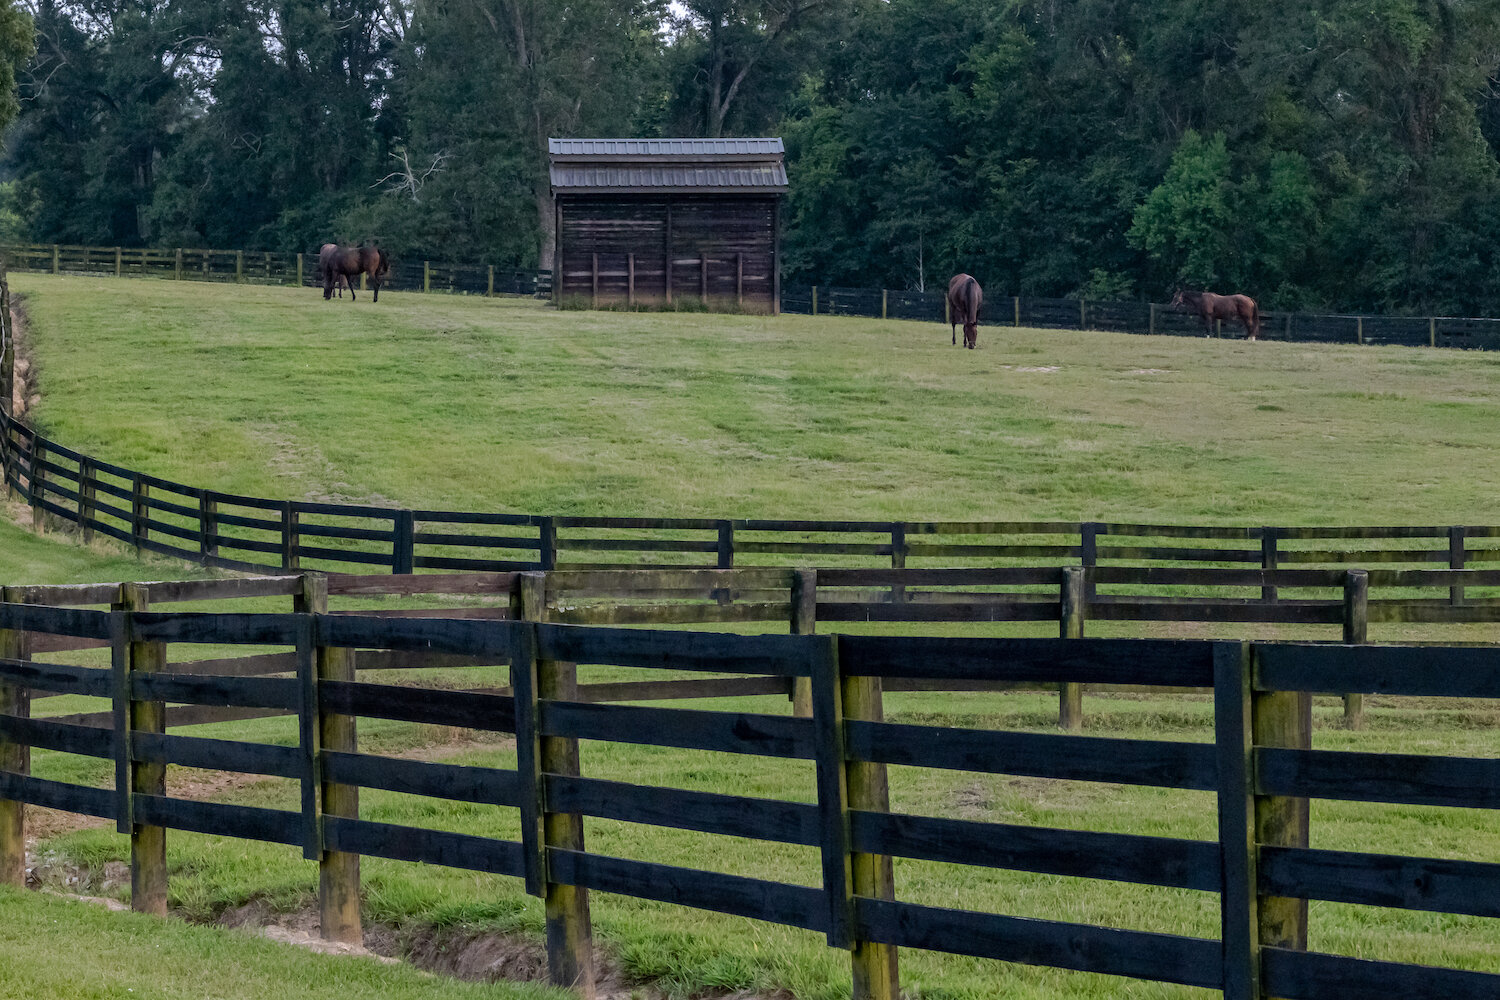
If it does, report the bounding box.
[0,574,1498,1000]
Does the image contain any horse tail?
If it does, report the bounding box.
[1250,299,1261,339]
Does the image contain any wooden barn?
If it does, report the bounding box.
[548,138,787,313]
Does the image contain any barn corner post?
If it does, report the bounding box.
[515,572,596,997]
[115,582,168,917]
[1058,566,1086,730]
[297,573,362,944]
[1341,569,1368,729]
[0,586,32,888]
[789,569,817,717]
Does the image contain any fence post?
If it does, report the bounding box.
[1449,525,1466,607]
[713,520,734,604]
[628,255,636,307]
[174,248,182,280]
[591,254,598,307]
[1059,567,1085,730]
[1080,298,1087,329]
[1260,527,1278,602]
[281,501,299,571]
[1013,296,1020,327]
[889,523,908,604]
[1342,570,1368,729]
[539,516,557,571]
[840,643,899,1000]
[297,253,303,287]
[813,285,819,316]
[114,247,122,278]
[488,265,495,298]
[1215,639,1312,1000]
[1429,317,1436,348]
[78,457,95,542]
[1080,522,1099,602]
[199,494,218,561]
[51,245,58,274]
[1149,302,1156,336]
[235,250,243,283]
[392,510,415,575]
[789,569,816,717]
[299,574,361,945]
[423,261,430,293]
[116,582,167,916]
[1356,317,1364,345]
[0,586,31,888]
[1215,641,1255,1000]
[515,573,596,997]
[881,289,887,320]
[809,633,899,999]
[29,438,44,532]
[131,475,148,552]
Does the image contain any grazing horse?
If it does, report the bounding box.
[319,244,390,302]
[319,244,350,297]
[1171,289,1260,341]
[947,273,983,349]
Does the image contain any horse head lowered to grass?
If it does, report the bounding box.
[319,244,390,302]
[947,274,982,349]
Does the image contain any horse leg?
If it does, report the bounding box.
[371,276,379,303]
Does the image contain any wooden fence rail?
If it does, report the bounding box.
[6,410,1500,628]
[0,587,1498,999]
[0,243,551,298]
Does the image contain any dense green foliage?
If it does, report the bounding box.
[4,0,1500,311]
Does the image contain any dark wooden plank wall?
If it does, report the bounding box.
[558,195,777,310]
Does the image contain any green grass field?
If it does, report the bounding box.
[7,274,1500,998]
[12,273,1500,523]
[0,887,561,1000]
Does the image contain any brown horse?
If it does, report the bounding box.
[319,243,350,298]
[947,273,983,348]
[320,244,390,302]
[1171,289,1260,340]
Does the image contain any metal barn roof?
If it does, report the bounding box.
[549,138,788,194]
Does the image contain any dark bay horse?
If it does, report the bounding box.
[320,244,390,302]
[1171,289,1260,341]
[947,273,983,349]
[319,244,349,297]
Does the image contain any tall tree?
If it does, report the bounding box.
[666,0,852,138]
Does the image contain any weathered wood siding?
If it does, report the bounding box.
[557,195,778,312]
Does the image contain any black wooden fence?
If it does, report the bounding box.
[0,243,551,298]
[780,284,1500,350]
[6,409,1500,631]
[10,241,1500,348]
[1,586,1498,1000]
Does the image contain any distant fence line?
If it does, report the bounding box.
[2,579,1499,1000]
[7,241,1500,348]
[0,243,551,298]
[781,283,1500,348]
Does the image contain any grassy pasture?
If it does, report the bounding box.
[12,272,1500,523]
[0,886,561,1000]
[6,275,1500,997]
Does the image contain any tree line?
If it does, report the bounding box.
[0,0,1497,314]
